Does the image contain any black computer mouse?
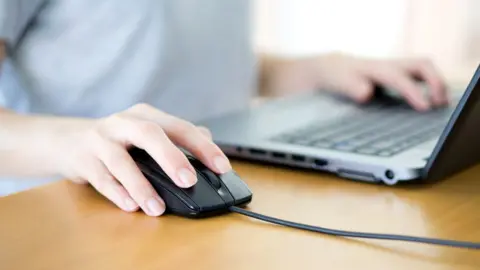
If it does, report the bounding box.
[128,147,253,218]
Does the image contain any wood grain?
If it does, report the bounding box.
[1,160,479,270]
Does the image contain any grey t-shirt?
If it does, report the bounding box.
[0,0,258,195]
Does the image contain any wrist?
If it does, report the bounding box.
[33,116,93,177]
[0,113,93,177]
[258,54,320,96]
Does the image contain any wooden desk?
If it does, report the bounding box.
[1,161,479,270]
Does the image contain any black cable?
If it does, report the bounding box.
[229,206,480,249]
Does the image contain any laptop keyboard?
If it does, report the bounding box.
[271,104,453,157]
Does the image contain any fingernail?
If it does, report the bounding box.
[146,197,165,216]
[124,197,138,211]
[214,156,232,173]
[178,168,197,187]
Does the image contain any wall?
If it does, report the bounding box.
[254,0,479,87]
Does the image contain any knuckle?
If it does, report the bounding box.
[85,128,107,146]
[111,183,130,199]
[198,139,217,151]
[175,120,197,135]
[93,173,115,192]
[197,126,211,134]
[127,181,156,200]
[136,121,163,136]
[103,113,127,128]
[194,140,224,158]
[103,173,117,184]
[130,103,153,112]
[179,120,200,133]
[99,145,128,168]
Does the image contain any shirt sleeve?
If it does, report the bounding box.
[0,0,46,49]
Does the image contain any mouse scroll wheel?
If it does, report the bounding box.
[202,170,222,189]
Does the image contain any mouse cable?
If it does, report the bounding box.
[228,206,480,250]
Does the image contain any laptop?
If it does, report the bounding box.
[198,65,480,185]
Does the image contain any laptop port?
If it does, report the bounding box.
[248,148,267,155]
[291,154,306,162]
[272,152,286,159]
[385,170,395,179]
[338,169,377,182]
[313,159,328,167]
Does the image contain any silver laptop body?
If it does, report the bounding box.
[199,67,480,185]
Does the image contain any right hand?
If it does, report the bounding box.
[55,103,232,216]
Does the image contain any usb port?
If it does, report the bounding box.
[249,148,266,155]
[272,152,286,159]
[291,154,306,162]
[313,159,328,166]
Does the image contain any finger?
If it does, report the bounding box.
[162,119,232,174]
[84,158,139,212]
[404,60,448,105]
[95,139,166,217]
[110,115,198,188]
[127,104,232,174]
[366,67,430,111]
[197,126,213,140]
[326,75,374,104]
[70,177,89,185]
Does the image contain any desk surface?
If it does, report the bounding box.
[1,161,479,270]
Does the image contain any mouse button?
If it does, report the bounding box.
[186,155,204,166]
[137,163,199,211]
[160,188,200,215]
[219,171,253,203]
[182,177,226,211]
[129,147,153,163]
[196,169,235,205]
[216,186,235,206]
[195,169,234,206]
[201,170,222,189]
[200,170,235,205]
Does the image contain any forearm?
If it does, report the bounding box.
[257,53,318,96]
[0,41,85,178]
[0,111,89,177]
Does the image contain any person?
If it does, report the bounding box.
[0,1,448,217]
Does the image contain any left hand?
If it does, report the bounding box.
[304,53,449,111]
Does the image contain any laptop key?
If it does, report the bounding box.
[272,134,295,142]
[332,141,357,151]
[270,106,450,155]
[312,139,333,148]
[369,139,398,149]
[377,151,393,157]
[356,147,378,155]
[291,138,312,146]
[389,146,405,153]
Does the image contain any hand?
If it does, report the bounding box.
[309,53,449,111]
[55,103,231,216]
